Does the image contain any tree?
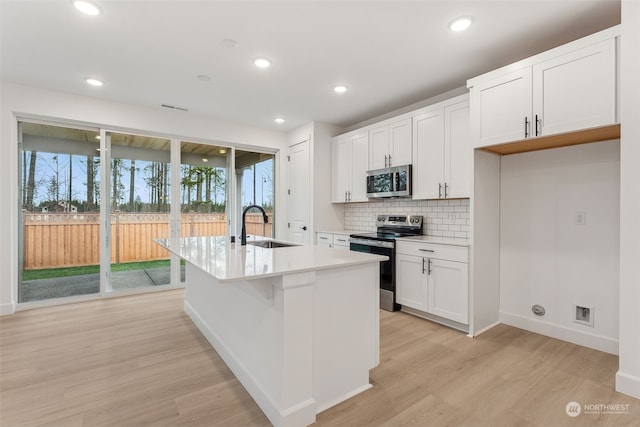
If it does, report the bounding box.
[25,151,37,211]
[85,156,98,212]
[129,159,136,211]
[111,158,124,210]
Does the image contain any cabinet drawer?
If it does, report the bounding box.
[396,241,468,263]
[317,233,333,245]
[333,233,350,247]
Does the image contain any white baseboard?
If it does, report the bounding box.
[315,383,372,414]
[469,321,501,337]
[0,302,16,316]
[616,371,640,399]
[499,311,619,355]
[184,301,316,427]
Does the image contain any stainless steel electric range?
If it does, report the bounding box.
[349,214,423,311]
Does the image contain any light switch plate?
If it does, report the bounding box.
[574,211,587,226]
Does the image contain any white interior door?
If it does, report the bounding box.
[288,140,310,244]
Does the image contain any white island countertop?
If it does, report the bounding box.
[156,236,388,283]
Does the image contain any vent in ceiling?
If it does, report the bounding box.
[161,104,189,112]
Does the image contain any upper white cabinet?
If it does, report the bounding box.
[331,131,368,203]
[413,95,470,200]
[469,29,618,149]
[369,117,412,170]
[471,68,532,147]
[532,38,616,137]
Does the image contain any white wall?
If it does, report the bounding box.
[286,122,344,239]
[616,0,640,399]
[499,141,620,354]
[0,82,288,315]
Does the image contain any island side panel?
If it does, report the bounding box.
[183,263,316,427]
[312,263,380,413]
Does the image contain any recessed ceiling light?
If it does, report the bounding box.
[219,148,227,154]
[253,57,271,68]
[85,77,103,87]
[95,135,100,140]
[449,16,473,32]
[197,74,212,82]
[202,158,209,163]
[73,0,102,16]
[274,117,285,124]
[333,85,349,94]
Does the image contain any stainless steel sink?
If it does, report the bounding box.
[246,240,298,249]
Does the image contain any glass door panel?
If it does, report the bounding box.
[234,150,275,238]
[180,141,229,238]
[19,122,101,303]
[107,132,171,292]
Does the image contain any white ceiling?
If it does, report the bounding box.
[0,0,620,132]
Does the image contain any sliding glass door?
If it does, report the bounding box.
[18,122,101,303]
[18,119,278,305]
[106,131,172,292]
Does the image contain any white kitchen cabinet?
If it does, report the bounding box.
[428,258,469,324]
[470,36,617,149]
[396,253,428,312]
[332,233,350,248]
[331,132,368,203]
[412,95,470,200]
[316,232,334,248]
[316,232,351,249]
[532,38,616,137]
[396,240,469,325]
[369,117,412,170]
[471,68,532,148]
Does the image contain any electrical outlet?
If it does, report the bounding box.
[574,211,587,226]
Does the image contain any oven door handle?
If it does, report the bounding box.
[349,238,394,249]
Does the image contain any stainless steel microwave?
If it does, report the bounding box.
[366,165,412,198]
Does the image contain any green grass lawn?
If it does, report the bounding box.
[23,260,174,281]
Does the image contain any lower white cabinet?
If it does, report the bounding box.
[316,232,351,249]
[396,241,469,325]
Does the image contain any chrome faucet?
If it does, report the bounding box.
[241,204,269,245]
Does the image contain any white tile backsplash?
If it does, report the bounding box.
[343,198,470,238]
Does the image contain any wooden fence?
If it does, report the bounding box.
[23,212,273,270]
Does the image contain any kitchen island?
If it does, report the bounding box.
[155,236,387,427]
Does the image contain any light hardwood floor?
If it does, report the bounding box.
[1,289,638,426]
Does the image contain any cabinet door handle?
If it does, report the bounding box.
[524,117,529,138]
[345,191,347,202]
[319,236,328,240]
[444,183,449,198]
[384,155,388,168]
[427,258,432,275]
[348,191,351,202]
[422,258,426,274]
[388,154,392,167]
[535,114,540,136]
[418,248,434,252]
[336,238,346,242]
[438,183,443,198]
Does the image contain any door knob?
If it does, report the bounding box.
[301,226,308,230]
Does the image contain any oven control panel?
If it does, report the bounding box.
[375,214,423,228]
